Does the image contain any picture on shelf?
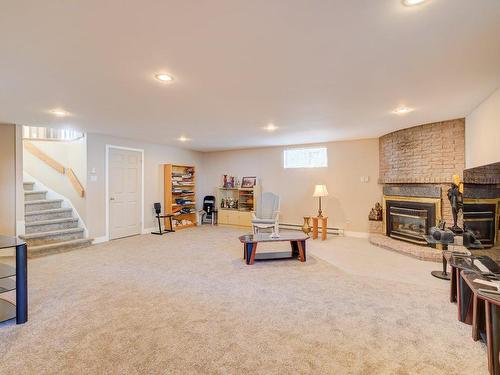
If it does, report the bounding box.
[241,176,257,188]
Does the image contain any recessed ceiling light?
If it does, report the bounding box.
[177,136,190,142]
[155,73,174,82]
[49,109,68,117]
[402,0,426,6]
[392,106,414,115]
[263,123,278,131]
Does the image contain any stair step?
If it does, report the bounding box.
[24,190,48,201]
[25,218,79,234]
[28,238,93,258]
[23,182,35,191]
[25,199,63,212]
[25,208,73,222]
[20,227,84,246]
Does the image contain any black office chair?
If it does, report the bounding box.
[151,202,175,235]
[199,196,217,225]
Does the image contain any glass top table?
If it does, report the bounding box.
[0,235,28,325]
[0,235,25,249]
[239,232,309,265]
[239,232,309,243]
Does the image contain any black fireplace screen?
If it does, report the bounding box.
[463,203,496,248]
[386,200,437,245]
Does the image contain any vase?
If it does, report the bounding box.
[302,216,311,234]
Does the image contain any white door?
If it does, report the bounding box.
[109,148,142,240]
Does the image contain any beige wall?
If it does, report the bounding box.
[15,125,24,235]
[23,136,87,220]
[0,124,17,236]
[466,86,500,168]
[86,133,203,239]
[199,139,381,234]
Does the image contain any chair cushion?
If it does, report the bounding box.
[252,218,276,224]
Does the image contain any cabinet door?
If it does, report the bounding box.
[226,210,239,225]
[238,212,252,227]
[218,211,228,224]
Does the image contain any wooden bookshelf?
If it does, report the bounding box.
[164,164,197,230]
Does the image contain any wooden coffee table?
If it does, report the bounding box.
[238,232,309,265]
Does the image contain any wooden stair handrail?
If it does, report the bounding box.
[24,141,85,198]
[24,141,65,174]
[66,168,85,198]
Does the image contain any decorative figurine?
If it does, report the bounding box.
[368,202,383,221]
[223,175,228,188]
[447,174,464,234]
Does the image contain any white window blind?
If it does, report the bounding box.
[284,147,328,169]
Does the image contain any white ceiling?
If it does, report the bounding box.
[1,0,500,151]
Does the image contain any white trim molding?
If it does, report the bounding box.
[105,145,145,241]
[93,235,109,244]
[16,220,25,236]
[344,231,370,238]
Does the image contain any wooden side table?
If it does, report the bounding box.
[312,216,328,240]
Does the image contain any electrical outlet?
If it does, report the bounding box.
[360,176,370,183]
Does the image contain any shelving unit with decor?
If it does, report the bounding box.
[217,185,260,227]
[164,164,197,230]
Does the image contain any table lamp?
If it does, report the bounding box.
[313,185,328,217]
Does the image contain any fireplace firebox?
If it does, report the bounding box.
[384,199,437,245]
[463,202,497,248]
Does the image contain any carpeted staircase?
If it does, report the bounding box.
[20,181,92,257]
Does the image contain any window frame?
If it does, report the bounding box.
[283,147,328,169]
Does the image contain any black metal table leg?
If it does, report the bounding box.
[431,245,451,280]
[16,243,28,324]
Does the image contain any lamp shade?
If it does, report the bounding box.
[313,184,328,197]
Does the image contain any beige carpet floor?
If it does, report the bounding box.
[0,226,488,374]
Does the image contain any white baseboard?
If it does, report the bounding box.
[16,220,25,236]
[93,235,109,244]
[344,231,369,238]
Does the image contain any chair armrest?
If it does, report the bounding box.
[251,211,257,220]
[272,210,280,220]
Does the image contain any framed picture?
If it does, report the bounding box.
[241,176,257,188]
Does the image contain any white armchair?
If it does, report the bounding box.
[251,192,280,235]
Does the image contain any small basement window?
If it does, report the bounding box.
[284,147,328,169]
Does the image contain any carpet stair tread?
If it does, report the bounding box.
[20,227,84,239]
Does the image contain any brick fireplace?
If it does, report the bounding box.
[378,118,465,245]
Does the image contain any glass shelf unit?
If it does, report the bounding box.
[217,186,260,227]
[0,236,28,325]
